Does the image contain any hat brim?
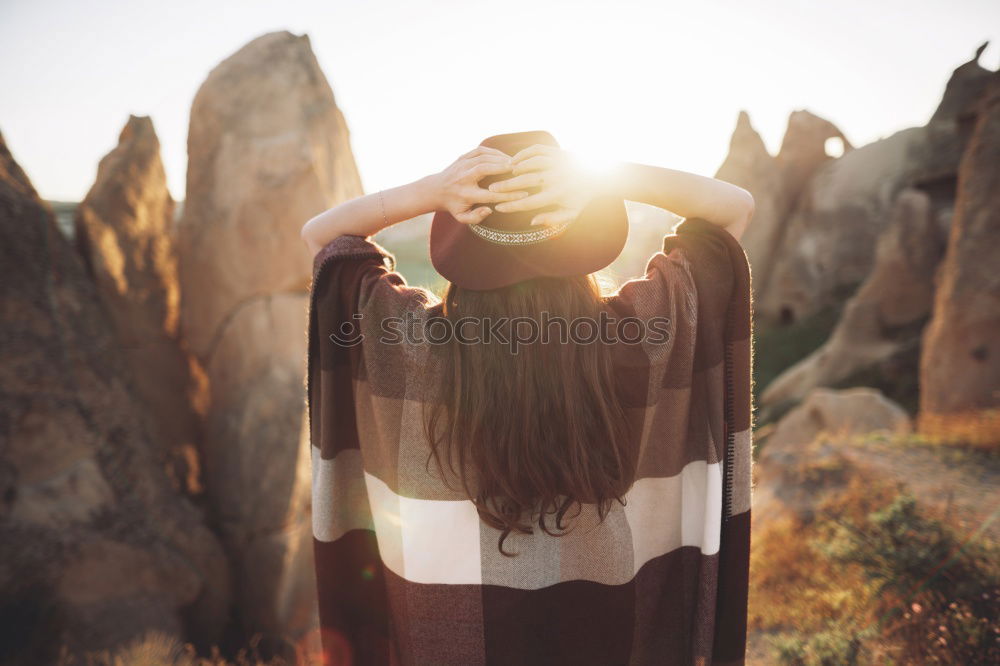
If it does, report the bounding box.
[430,194,629,291]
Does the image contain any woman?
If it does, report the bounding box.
[301,130,754,666]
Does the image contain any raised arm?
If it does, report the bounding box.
[299,176,435,257]
[610,162,755,241]
[489,144,755,242]
[299,146,531,257]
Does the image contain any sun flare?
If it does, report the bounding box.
[564,147,627,195]
[566,148,620,176]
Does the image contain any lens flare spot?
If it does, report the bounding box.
[381,509,403,527]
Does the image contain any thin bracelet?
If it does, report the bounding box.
[378,189,388,228]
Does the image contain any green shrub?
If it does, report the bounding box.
[766,623,873,665]
[818,492,1000,664]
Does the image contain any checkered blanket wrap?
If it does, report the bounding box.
[307,217,754,665]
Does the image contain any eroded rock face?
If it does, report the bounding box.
[920,76,1000,416]
[760,188,950,407]
[178,30,362,358]
[0,130,229,663]
[752,388,910,521]
[766,387,911,451]
[176,30,364,640]
[715,110,849,295]
[756,45,996,326]
[751,386,997,548]
[73,115,208,496]
[756,126,929,325]
[931,42,995,122]
[715,112,786,287]
[775,110,852,205]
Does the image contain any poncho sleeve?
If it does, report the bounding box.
[606,214,753,664]
[306,233,431,666]
[662,216,754,664]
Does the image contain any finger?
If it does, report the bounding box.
[464,159,516,181]
[463,153,513,174]
[530,207,579,227]
[472,152,514,168]
[455,205,493,225]
[494,189,557,213]
[471,148,511,160]
[462,145,511,161]
[465,187,531,204]
[510,143,556,165]
[487,171,546,193]
[511,154,554,176]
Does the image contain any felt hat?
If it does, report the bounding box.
[430,130,628,291]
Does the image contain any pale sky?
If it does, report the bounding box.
[1,0,997,203]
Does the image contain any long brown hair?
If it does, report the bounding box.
[422,273,637,556]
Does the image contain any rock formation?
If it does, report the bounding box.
[175,30,364,641]
[765,387,912,452]
[930,42,995,123]
[752,388,911,523]
[759,188,949,407]
[919,75,1000,420]
[73,115,208,496]
[751,386,998,559]
[715,110,849,295]
[0,129,229,663]
[753,44,996,326]
[714,112,785,287]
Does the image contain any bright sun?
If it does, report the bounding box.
[564,147,626,192]
[566,148,619,175]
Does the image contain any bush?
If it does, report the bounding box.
[818,492,1000,664]
[766,624,873,666]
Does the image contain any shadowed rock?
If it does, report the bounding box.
[920,75,1000,416]
[757,44,996,326]
[175,30,364,642]
[760,188,949,407]
[930,42,995,122]
[73,114,208,496]
[0,129,229,663]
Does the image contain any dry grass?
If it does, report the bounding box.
[749,469,899,636]
[916,408,1000,451]
[749,443,1000,664]
[54,631,319,666]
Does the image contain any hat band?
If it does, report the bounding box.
[468,219,572,246]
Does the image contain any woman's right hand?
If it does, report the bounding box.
[431,146,531,225]
[486,143,600,227]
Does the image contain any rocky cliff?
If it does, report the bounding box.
[732,44,996,329]
[0,129,229,665]
[919,75,1000,425]
[748,43,1000,428]
[73,114,208,497]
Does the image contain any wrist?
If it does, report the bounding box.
[413,173,444,213]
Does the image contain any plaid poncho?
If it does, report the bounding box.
[307,216,753,665]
